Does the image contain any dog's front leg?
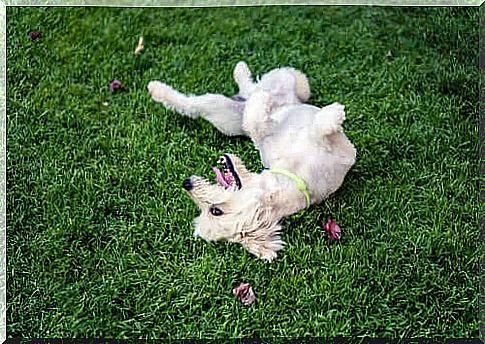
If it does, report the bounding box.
[148,81,247,136]
[242,88,275,143]
[311,102,346,139]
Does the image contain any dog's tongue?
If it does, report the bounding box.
[212,166,230,188]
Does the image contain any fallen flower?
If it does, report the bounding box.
[134,36,144,55]
[323,218,342,240]
[28,31,41,41]
[233,283,256,306]
[109,79,123,93]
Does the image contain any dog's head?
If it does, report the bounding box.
[182,153,284,262]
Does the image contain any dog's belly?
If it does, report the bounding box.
[255,104,356,201]
[269,104,318,123]
[258,105,318,167]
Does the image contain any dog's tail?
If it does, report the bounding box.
[288,68,311,103]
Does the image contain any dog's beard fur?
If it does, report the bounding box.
[187,156,285,262]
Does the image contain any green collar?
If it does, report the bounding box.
[268,168,311,207]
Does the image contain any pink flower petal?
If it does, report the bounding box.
[233,283,256,306]
[109,79,123,93]
[28,31,41,41]
[323,218,342,240]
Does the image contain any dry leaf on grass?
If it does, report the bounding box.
[134,36,144,55]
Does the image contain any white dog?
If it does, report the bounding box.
[147,62,356,262]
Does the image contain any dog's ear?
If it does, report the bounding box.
[235,207,285,262]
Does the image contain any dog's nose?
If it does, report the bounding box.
[182,178,193,191]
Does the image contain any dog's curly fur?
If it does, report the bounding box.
[148,61,356,262]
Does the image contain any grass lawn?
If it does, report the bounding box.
[6,6,479,339]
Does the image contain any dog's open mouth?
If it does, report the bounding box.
[212,154,242,190]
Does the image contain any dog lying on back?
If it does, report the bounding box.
[148,62,356,262]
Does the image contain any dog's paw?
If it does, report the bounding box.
[244,243,278,263]
[326,102,346,125]
[234,61,252,85]
[258,248,278,263]
[147,80,171,103]
[313,102,346,137]
[240,233,284,263]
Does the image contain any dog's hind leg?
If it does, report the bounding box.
[242,88,276,142]
[233,61,256,99]
[148,81,246,136]
[311,102,346,138]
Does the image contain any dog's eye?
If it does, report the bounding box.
[210,207,224,216]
